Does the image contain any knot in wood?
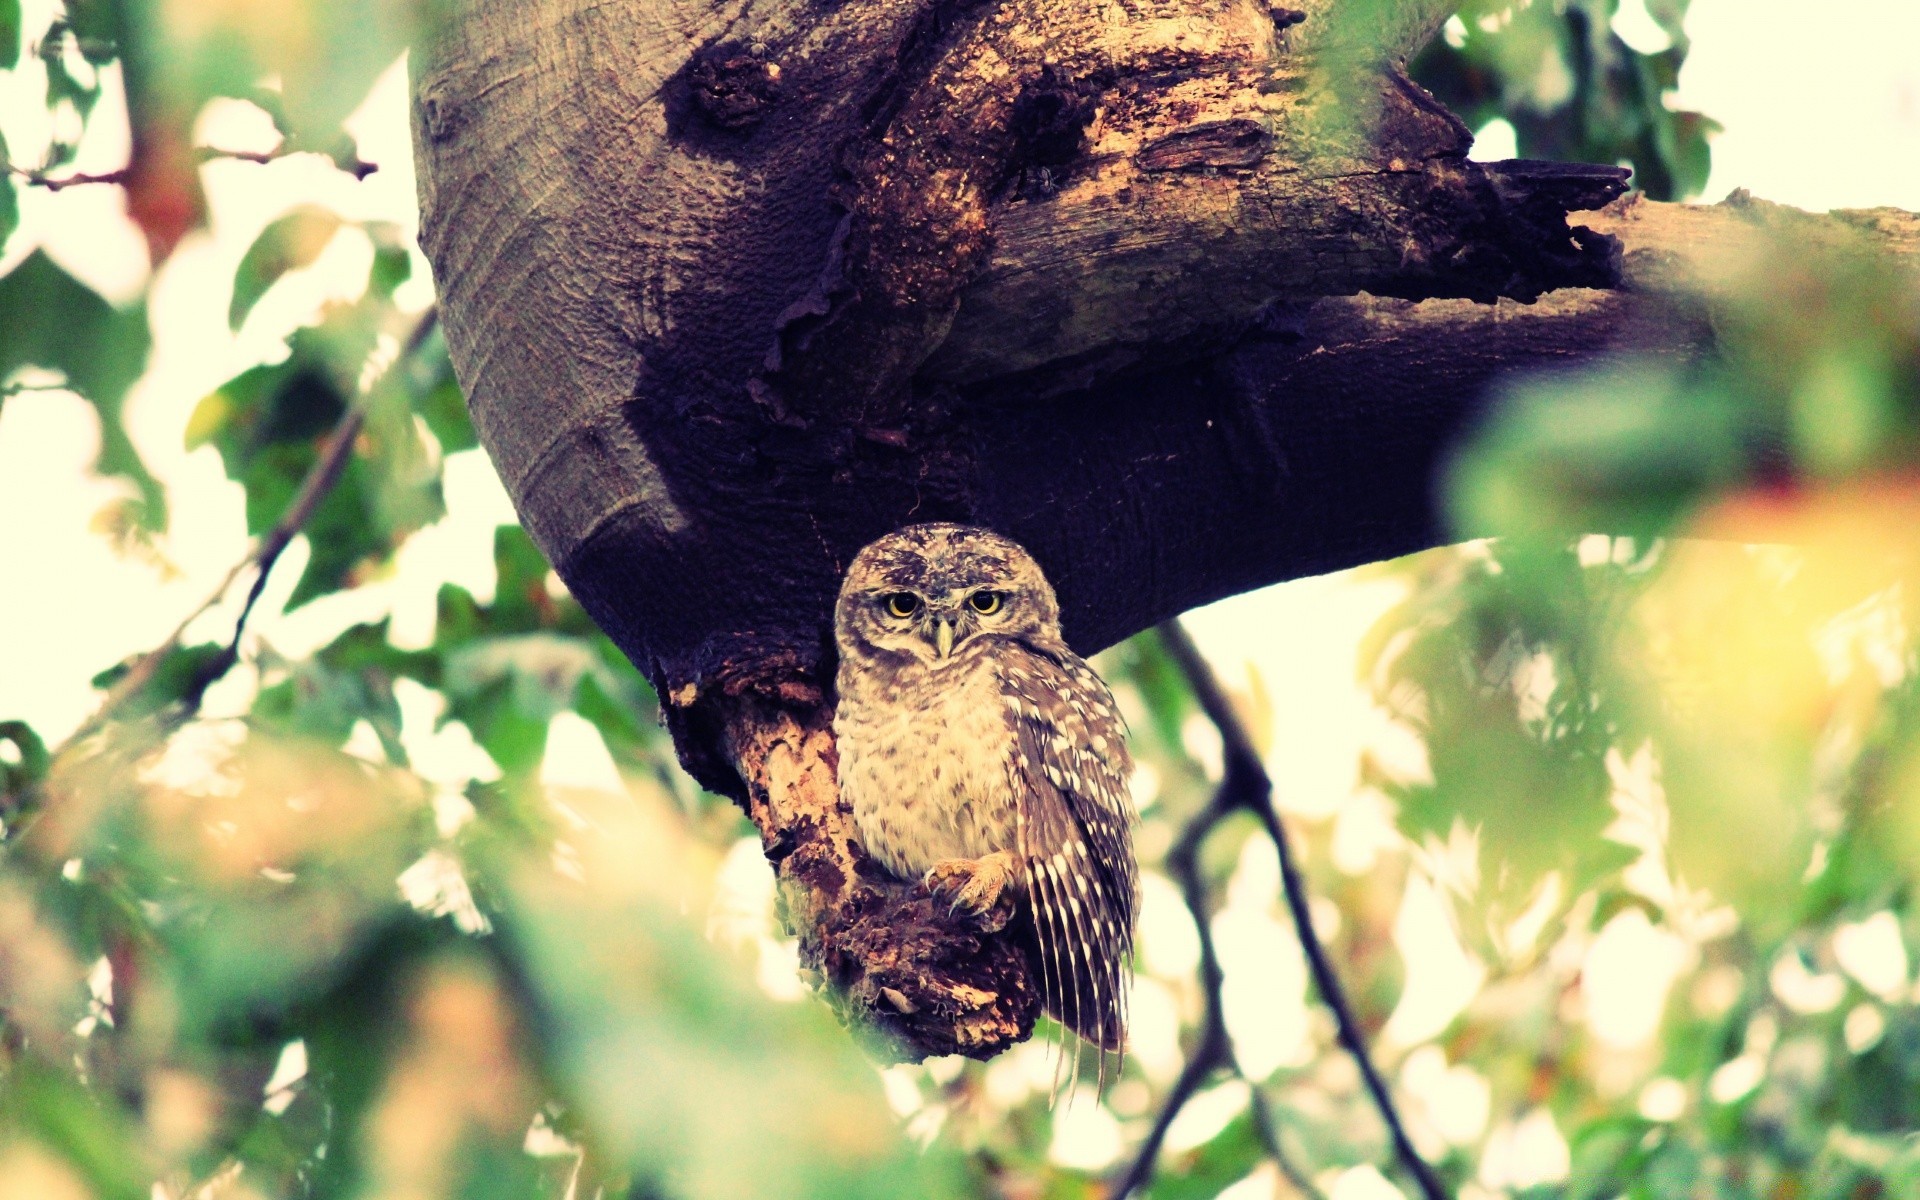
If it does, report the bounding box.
[690,43,784,133]
[1137,118,1271,173]
[1008,71,1096,170]
[1267,4,1307,32]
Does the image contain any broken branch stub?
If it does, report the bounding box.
[721,695,1036,1059]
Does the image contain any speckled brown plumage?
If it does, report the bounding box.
[833,524,1138,1062]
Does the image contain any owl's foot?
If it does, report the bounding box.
[926,851,1017,932]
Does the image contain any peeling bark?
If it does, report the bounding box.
[411,0,1920,1058]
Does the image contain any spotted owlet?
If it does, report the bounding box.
[832,523,1138,1060]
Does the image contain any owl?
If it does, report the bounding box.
[832,523,1138,1065]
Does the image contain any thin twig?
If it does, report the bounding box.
[196,144,379,179]
[1154,620,1450,1200]
[8,165,132,191]
[1246,1087,1319,1199]
[1112,623,1330,1200]
[58,556,249,752]
[1110,785,1233,1199]
[9,144,377,191]
[58,308,439,751]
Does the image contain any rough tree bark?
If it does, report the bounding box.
[410,0,1920,1058]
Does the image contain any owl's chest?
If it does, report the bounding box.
[834,657,1019,877]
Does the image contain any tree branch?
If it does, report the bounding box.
[719,693,1039,1059]
[410,0,1917,1062]
[60,308,438,750]
[1110,713,1322,1200]
[8,165,133,191]
[1155,620,1448,1200]
[9,143,377,191]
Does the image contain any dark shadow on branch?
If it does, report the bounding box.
[1113,621,1449,1200]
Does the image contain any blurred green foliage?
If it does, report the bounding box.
[0,252,157,525]
[5,1,1920,1199]
[1411,0,1716,200]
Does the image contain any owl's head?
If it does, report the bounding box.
[835,524,1062,666]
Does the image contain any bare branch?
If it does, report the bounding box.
[1154,620,1450,1200]
[1110,749,1324,1200]
[1110,784,1233,1199]
[10,143,377,191]
[9,164,132,191]
[59,308,439,750]
[197,144,380,180]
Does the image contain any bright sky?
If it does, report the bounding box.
[2,4,1916,1191]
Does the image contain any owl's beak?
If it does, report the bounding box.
[933,617,955,659]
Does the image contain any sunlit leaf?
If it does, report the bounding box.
[396,324,477,462]
[0,252,161,527]
[1143,1110,1264,1200]
[144,738,433,1034]
[146,0,423,145]
[87,642,229,720]
[0,1064,152,1200]
[191,297,444,609]
[0,132,18,250]
[502,787,970,1200]
[367,222,412,299]
[0,719,49,798]
[1411,0,1717,201]
[229,205,344,329]
[253,622,425,760]
[0,0,20,70]
[1448,364,1744,541]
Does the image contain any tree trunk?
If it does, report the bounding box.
[410,0,1920,1058]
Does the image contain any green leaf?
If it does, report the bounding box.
[1411,0,1715,201]
[0,252,162,527]
[135,1,421,154]
[501,793,971,1200]
[0,1063,152,1200]
[367,222,413,299]
[39,25,105,171]
[440,636,594,777]
[61,0,121,64]
[575,663,661,771]
[0,129,18,251]
[1364,541,1657,934]
[1448,365,1744,542]
[253,622,429,760]
[0,719,48,796]
[410,329,478,454]
[493,526,558,629]
[1143,1110,1264,1200]
[88,642,229,720]
[0,0,21,70]
[228,206,344,330]
[192,306,444,610]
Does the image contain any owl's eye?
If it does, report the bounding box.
[968,590,1004,615]
[883,592,921,619]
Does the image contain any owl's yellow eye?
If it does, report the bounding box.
[883,592,921,619]
[968,590,1004,615]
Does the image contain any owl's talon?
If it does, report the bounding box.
[926,852,1016,932]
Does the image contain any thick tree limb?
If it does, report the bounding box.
[720,692,1037,1058]
[410,0,1919,1059]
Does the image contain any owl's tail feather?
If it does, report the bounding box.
[1023,847,1132,1100]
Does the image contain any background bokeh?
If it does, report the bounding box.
[3,0,1919,1197]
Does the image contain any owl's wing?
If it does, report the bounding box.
[1000,644,1138,1060]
